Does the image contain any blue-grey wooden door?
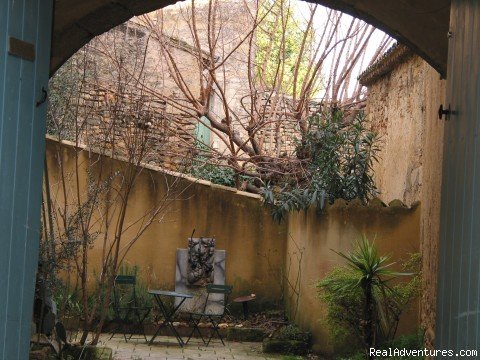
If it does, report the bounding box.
[436,0,480,356]
[0,0,53,358]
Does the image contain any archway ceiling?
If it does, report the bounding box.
[51,0,450,77]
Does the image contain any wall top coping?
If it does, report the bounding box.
[358,43,414,87]
[46,135,419,209]
[45,135,263,200]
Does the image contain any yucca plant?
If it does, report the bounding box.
[326,236,414,359]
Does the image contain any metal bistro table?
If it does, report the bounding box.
[148,290,193,346]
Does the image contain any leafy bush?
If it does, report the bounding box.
[262,111,380,222]
[182,143,255,188]
[263,324,311,355]
[54,287,83,321]
[187,160,237,187]
[317,237,420,357]
[317,267,364,347]
[275,324,312,344]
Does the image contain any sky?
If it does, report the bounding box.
[158,0,393,100]
[294,0,392,99]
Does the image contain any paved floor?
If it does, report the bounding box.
[98,335,286,360]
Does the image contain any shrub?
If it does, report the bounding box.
[317,237,420,358]
[262,111,380,222]
[187,160,237,187]
[263,324,311,355]
[182,143,254,188]
[275,324,312,343]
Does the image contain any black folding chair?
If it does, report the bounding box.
[110,275,151,342]
[185,284,233,346]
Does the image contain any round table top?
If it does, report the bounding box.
[233,295,256,303]
[148,289,193,298]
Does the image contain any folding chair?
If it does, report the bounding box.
[185,284,233,346]
[110,275,151,342]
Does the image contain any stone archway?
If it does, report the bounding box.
[51,0,450,76]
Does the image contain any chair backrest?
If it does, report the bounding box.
[115,275,136,285]
[203,284,233,315]
[113,275,137,309]
[206,284,233,295]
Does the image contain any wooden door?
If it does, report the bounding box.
[437,1,480,355]
[0,0,53,358]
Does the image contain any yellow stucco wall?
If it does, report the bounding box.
[45,137,288,307]
[46,137,421,353]
[286,201,421,354]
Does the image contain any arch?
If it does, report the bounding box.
[51,0,450,76]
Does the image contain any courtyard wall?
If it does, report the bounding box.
[286,201,421,354]
[46,136,421,353]
[45,136,288,307]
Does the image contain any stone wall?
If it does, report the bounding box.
[60,22,200,170]
[360,49,446,349]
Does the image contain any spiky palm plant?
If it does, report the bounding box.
[333,236,412,359]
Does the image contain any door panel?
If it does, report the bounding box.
[0,0,53,358]
[437,1,480,355]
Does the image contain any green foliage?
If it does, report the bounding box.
[187,160,237,187]
[263,112,379,222]
[317,236,420,355]
[275,324,311,344]
[255,0,314,95]
[183,143,254,187]
[54,286,83,320]
[382,331,425,360]
[107,264,154,322]
[263,324,311,355]
[337,352,367,360]
[62,346,113,360]
[317,265,365,355]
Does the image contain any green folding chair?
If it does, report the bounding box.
[110,275,151,342]
[186,284,233,346]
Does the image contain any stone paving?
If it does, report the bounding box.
[98,334,286,360]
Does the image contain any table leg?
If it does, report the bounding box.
[242,302,249,320]
[149,296,189,346]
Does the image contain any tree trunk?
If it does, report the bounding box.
[363,280,374,359]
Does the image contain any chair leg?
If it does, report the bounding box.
[122,320,129,343]
[109,312,123,340]
[133,308,151,343]
[123,309,133,342]
[206,316,225,346]
[140,309,151,343]
[206,327,221,346]
[186,314,206,345]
